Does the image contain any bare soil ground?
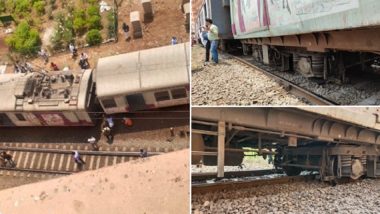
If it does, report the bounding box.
[0,149,189,214]
[4,0,188,74]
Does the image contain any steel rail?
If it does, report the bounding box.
[0,167,73,175]
[192,175,316,194]
[231,55,337,105]
[192,169,284,181]
[0,146,162,157]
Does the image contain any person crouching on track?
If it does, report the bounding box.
[1,151,16,168]
[72,150,86,165]
[87,136,99,151]
[205,18,219,64]
[139,149,148,158]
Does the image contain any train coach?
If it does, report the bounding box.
[192,107,380,181]
[0,43,189,126]
[0,69,96,127]
[95,42,190,114]
[228,0,380,81]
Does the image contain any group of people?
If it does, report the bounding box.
[69,43,90,69]
[199,18,219,65]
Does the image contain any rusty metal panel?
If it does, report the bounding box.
[297,107,380,131]
[232,0,380,39]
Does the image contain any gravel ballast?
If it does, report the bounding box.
[191,46,306,106]
[192,179,380,213]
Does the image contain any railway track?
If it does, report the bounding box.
[231,55,337,105]
[192,169,283,181]
[0,142,173,178]
[192,174,316,194]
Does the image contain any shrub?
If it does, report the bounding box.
[87,5,99,16]
[5,21,41,55]
[0,1,5,14]
[86,29,102,46]
[5,0,15,13]
[51,29,63,50]
[73,17,87,34]
[15,0,31,13]
[87,15,102,30]
[73,8,86,34]
[33,1,45,16]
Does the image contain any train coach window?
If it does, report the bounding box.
[102,98,117,108]
[15,113,26,121]
[171,88,187,99]
[154,91,170,102]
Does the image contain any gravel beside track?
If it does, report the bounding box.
[191,45,306,106]
[192,179,380,213]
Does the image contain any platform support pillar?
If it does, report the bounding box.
[217,121,225,178]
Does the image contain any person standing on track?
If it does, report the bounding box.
[87,136,99,151]
[205,18,219,64]
[72,150,86,165]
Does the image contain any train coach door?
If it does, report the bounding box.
[126,94,146,112]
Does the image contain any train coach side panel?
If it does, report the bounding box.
[231,0,380,39]
[230,0,268,37]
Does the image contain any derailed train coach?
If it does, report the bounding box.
[192,107,380,181]
[0,43,190,126]
[230,0,380,81]
[95,43,190,115]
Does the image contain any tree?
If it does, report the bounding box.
[5,21,41,55]
[86,29,102,46]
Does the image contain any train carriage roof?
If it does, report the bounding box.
[0,73,23,111]
[95,43,190,98]
[0,69,92,112]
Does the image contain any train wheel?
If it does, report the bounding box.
[283,166,302,176]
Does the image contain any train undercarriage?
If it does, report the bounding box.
[193,131,380,182]
[192,108,380,182]
[239,28,380,83]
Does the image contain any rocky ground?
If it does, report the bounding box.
[238,56,380,105]
[192,156,273,173]
[264,64,380,105]
[191,45,307,106]
[192,179,380,213]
